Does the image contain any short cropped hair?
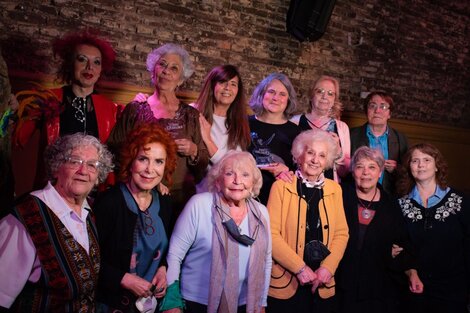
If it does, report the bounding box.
[291,129,339,170]
[351,146,385,171]
[363,91,395,113]
[146,43,194,84]
[44,133,113,184]
[207,151,262,197]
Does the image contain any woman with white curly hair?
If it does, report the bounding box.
[108,43,209,218]
[267,129,348,313]
[0,133,113,312]
[161,151,272,313]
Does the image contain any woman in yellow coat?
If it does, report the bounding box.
[267,129,349,313]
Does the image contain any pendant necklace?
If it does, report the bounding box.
[305,115,331,130]
[358,187,378,220]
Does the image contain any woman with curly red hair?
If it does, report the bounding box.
[94,123,177,313]
[13,30,119,189]
[396,143,470,313]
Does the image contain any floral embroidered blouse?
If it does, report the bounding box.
[398,188,470,301]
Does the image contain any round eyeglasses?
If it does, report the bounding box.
[64,156,101,173]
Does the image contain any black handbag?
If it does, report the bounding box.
[304,239,330,267]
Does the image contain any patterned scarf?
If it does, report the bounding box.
[296,169,325,189]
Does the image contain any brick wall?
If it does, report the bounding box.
[0,0,469,128]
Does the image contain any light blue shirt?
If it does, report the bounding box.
[166,192,272,306]
[409,185,450,208]
[366,124,389,183]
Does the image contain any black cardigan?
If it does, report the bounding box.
[93,184,173,307]
[336,182,416,310]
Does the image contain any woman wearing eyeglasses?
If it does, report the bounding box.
[396,143,470,313]
[161,151,272,313]
[0,133,113,312]
[291,76,350,183]
[350,91,408,196]
[93,124,177,312]
[267,129,349,313]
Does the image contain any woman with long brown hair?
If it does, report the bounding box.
[194,64,251,192]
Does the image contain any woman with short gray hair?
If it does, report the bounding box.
[0,133,113,312]
[146,43,194,83]
[335,146,422,313]
[247,72,300,204]
[267,128,348,313]
[44,132,113,184]
[108,43,209,217]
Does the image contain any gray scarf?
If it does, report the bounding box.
[208,193,269,313]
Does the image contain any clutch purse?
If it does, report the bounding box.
[304,239,330,267]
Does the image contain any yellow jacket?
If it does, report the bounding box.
[267,176,349,299]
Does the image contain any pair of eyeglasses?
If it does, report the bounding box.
[216,204,260,246]
[64,156,101,173]
[368,102,390,110]
[314,88,335,97]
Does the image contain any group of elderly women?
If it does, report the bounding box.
[0,29,468,313]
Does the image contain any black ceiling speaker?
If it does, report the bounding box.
[286,0,337,42]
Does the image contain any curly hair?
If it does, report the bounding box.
[44,133,113,184]
[249,72,298,119]
[146,43,194,84]
[308,75,343,120]
[396,143,449,197]
[52,29,116,85]
[206,151,262,197]
[118,123,177,187]
[195,64,250,150]
[291,129,340,170]
[363,91,394,113]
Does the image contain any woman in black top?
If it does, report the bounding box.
[396,143,470,313]
[94,124,177,312]
[248,72,300,204]
[337,146,423,313]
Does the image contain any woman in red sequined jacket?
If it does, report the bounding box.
[12,30,119,189]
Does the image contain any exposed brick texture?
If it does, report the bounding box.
[0,0,469,127]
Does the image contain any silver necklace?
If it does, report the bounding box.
[71,97,87,131]
[358,187,378,219]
